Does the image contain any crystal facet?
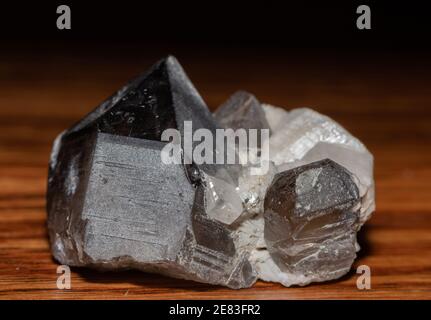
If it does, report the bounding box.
[47,56,375,289]
[264,159,360,283]
[214,91,270,131]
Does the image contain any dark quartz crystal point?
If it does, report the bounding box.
[47,56,256,288]
[96,66,176,140]
[264,159,360,282]
[68,56,216,140]
[214,91,270,131]
[214,91,270,155]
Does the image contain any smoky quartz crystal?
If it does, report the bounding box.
[47,56,255,288]
[264,159,360,283]
[47,56,375,288]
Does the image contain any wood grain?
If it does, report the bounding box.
[0,51,430,299]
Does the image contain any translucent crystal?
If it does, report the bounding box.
[264,159,360,283]
[203,172,244,225]
[214,91,270,131]
[206,91,272,224]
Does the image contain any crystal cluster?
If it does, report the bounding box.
[47,56,375,288]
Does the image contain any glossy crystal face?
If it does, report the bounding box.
[264,159,360,281]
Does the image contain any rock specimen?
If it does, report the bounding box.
[47,56,375,288]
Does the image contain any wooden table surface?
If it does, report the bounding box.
[0,50,430,299]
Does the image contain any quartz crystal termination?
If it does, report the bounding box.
[47,56,375,288]
[214,91,270,132]
[47,56,256,289]
[264,159,360,283]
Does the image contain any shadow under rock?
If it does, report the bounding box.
[74,268,226,293]
[356,224,374,259]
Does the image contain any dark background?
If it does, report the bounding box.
[1,1,430,52]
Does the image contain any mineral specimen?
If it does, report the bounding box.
[47,56,375,288]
